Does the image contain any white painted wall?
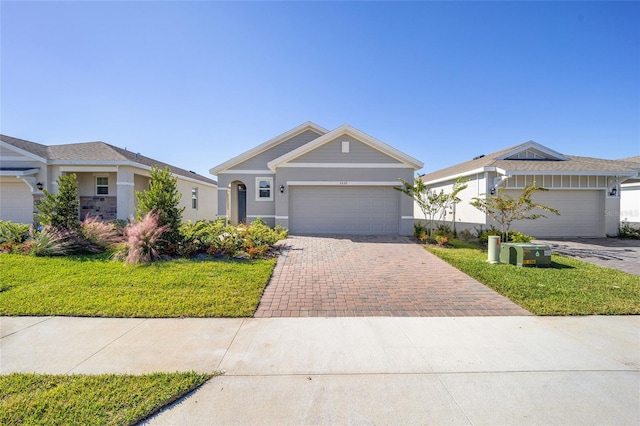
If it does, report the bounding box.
[416,173,488,230]
[620,183,640,225]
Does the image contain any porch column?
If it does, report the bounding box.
[116,167,135,221]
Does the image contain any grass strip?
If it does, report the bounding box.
[426,241,640,315]
[0,371,212,426]
[0,254,276,317]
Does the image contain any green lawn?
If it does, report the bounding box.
[0,372,212,425]
[0,254,276,317]
[426,241,640,315]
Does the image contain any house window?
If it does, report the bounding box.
[342,141,350,153]
[192,187,198,209]
[96,177,109,195]
[256,177,273,201]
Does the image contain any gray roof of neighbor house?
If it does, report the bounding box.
[619,156,640,164]
[0,134,217,185]
[422,141,640,183]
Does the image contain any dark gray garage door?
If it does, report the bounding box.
[289,186,399,235]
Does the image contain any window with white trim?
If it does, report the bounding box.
[96,177,109,195]
[256,177,273,201]
[192,187,198,209]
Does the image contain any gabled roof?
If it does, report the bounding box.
[0,134,216,185]
[267,124,423,171]
[422,141,639,184]
[209,121,329,174]
[0,134,49,161]
[495,141,569,161]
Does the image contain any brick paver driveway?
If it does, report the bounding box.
[254,235,531,317]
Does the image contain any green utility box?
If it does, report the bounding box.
[499,243,552,267]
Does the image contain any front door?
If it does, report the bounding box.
[238,184,247,224]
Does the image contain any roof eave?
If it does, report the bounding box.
[267,124,423,172]
[0,140,48,163]
[210,121,329,175]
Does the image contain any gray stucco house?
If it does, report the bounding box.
[210,122,423,235]
[0,134,218,224]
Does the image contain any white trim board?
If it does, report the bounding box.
[278,163,407,168]
[217,170,274,175]
[287,181,402,186]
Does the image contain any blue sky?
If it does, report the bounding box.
[2,1,639,178]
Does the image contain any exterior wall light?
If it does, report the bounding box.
[280,185,285,194]
[489,187,496,195]
[609,187,617,197]
[36,182,44,191]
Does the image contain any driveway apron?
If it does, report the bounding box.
[255,235,531,317]
[533,238,640,276]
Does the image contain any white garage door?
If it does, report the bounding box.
[289,186,399,235]
[503,189,602,237]
[0,182,34,223]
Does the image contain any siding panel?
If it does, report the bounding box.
[230,130,322,170]
[294,135,402,164]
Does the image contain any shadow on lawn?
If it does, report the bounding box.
[549,261,575,269]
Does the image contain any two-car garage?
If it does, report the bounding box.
[289,186,400,235]
[504,189,603,238]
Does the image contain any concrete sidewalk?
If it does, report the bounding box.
[2,316,639,425]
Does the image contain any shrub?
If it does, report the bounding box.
[135,166,184,249]
[209,229,243,257]
[25,226,77,257]
[458,228,474,242]
[414,223,429,241]
[180,219,227,253]
[510,231,533,243]
[240,218,288,258]
[476,225,532,244]
[81,215,124,250]
[619,221,640,239]
[0,221,31,252]
[435,224,453,237]
[36,173,81,231]
[434,234,450,246]
[118,212,169,264]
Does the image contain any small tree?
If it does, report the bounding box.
[36,173,80,231]
[396,177,448,240]
[135,166,184,247]
[445,176,469,236]
[470,181,560,242]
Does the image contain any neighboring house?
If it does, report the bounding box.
[210,122,423,235]
[619,156,640,226]
[0,135,217,224]
[420,141,639,238]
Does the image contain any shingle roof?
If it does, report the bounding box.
[0,134,49,159]
[0,135,216,185]
[619,156,640,164]
[422,141,639,183]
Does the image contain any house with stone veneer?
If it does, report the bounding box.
[0,135,217,224]
[210,122,423,235]
[420,141,639,237]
